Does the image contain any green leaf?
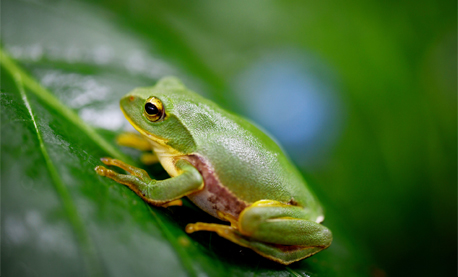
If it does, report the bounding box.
[2,0,374,276]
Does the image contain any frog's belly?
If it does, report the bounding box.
[185,154,249,220]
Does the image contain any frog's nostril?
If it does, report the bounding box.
[129,96,135,101]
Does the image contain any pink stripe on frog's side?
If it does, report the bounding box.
[183,154,250,220]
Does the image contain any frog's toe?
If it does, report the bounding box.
[95,165,109,176]
[95,165,123,179]
[100,157,115,165]
[98,158,151,180]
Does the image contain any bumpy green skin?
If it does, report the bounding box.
[122,77,323,222]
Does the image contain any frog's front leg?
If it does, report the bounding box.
[95,158,203,207]
[186,200,332,265]
[116,132,152,151]
[116,132,159,165]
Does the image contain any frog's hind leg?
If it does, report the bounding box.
[185,221,326,265]
[185,200,332,265]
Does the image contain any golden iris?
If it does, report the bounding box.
[143,97,164,122]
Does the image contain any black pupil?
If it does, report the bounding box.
[145,103,159,115]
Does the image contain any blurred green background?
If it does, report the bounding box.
[2,0,456,276]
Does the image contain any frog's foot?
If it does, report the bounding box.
[116,132,152,151]
[95,158,203,207]
[216,211,239,228]
[186,223,250,248]
[97,157,151,180]
[95,158,157,204]
[116,133,159,165]
[140,153,159,165]
[185,221,325,265]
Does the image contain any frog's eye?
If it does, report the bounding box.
[144,97,164,122]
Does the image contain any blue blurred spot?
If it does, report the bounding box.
[233,51,344,168]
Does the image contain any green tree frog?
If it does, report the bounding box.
[95,77,332,265]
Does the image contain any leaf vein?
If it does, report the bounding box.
[14,72,104,277]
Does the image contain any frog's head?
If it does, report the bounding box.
[120,77,199,154]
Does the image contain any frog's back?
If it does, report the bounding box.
[176,98,323,220]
